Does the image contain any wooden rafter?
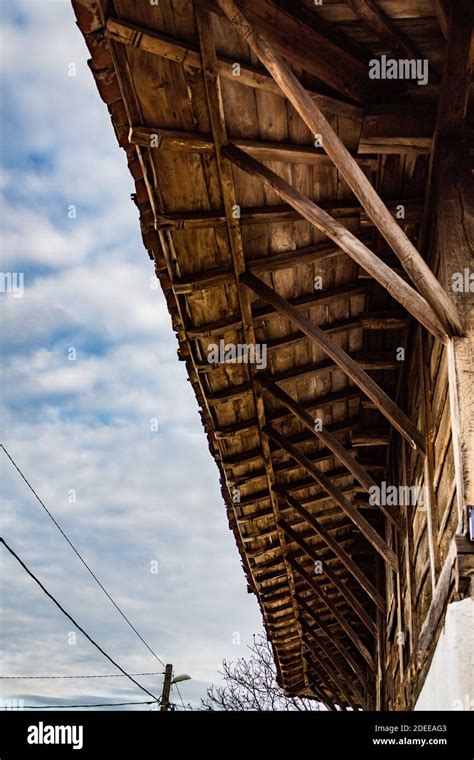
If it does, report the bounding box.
[215,0,463,338]
[288,555,376,671]
[302,620,366,708]
[266,424,398,572]
[280,516,376,636]
[346,0,423,62]
[257,373,404,532]
[131,121,436,159]
[208,356,398,404]
[188,280,367,338]
[242,271,425,454]
[215,387,362,439]
[219,0,371,103]
[277,489,385,612]
[226,144,447,343]
[298,595,371,694]
[130,126,329,164]
[152,198,422,232]
[301,622,360,709]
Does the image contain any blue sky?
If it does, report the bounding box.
[0,0,261,710]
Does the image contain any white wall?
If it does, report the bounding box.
[415,597,474,710]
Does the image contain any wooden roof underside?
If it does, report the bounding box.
[72,0,471,710]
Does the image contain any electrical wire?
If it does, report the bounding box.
[173,682,186,711]
[0,444,165,667]
[0,672,163,680]
[22,700,158,709]
[0,537,159,702]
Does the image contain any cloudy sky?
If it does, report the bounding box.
[0,0,262,710]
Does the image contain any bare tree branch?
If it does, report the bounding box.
[200,632,321,711]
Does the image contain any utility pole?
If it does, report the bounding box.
[160,664,173,711]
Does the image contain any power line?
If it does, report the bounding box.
[1,444,165,668]
[22,700,158,709]
[0,537,159,703]
[0,672,163,680]
[173,682,186,710]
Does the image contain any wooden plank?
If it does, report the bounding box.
[216,0,463,338]
[225,144,447,344]
[242,271,426,453]
[266,424,399,572]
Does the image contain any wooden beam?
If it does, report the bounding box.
[300,621,360,709]
[431,0,449,39]
[257,373,404,533]
[105,17,362,120]
[215,387,361,440]
[152,199,422,232]
[288,555,376,671]
[131,122,435,159]
[173,240,342,293]
[207,353,397,406]
[298,595,371,694]
[418,327,441,592]
[193,315,396,367]
[277,489,385,612]
[417,540,457,658]
[352,430,389,447]
[243,271,425,453]
[153,197,422,231]
[130,126,329,164]
[153,202,358,230]
[304,636,366,709]
[202,0,370,103]
[225,144,447,344]
[280,516,376,636]
[304,650,353,710]
[216,0,463,338]
[346,0,424,62]
[187,280,366,338]
[266,424,398,572]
